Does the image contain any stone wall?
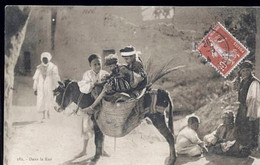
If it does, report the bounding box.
[15,6,202,80]
[4,6,31,164]
[12,7,258,106]
[15,7,52,76]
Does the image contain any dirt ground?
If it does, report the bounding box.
[6,104,260,165]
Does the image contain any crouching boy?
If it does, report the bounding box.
[176,115,207,157]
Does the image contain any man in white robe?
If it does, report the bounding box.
[33,52,60,120]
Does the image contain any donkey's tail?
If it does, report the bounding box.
[166,91,174,134]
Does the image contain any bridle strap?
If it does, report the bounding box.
[60,82,83,116]
[77,93,84,106]
[73,93,84,115]
[61,81,73,108]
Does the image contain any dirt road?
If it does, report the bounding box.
[6,106,260,165]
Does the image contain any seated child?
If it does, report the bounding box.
[203,110,251,157]
[176,115,207,157]
[119,46,147,98]
[84,53,132,111]
[104,53,132,95]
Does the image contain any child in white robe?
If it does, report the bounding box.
[75,54,109,158]
[176,115,207,156]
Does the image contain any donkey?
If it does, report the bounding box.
[53,79,177,165]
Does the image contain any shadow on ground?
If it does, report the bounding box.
[204,155,254,165]
[175,154,255,165]
[175,155,201,165]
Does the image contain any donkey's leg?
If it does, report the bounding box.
[147,113,177,165]
[91,118,104,163]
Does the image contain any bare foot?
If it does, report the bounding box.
[40,117,46,123]
[102,150,110,157]
[47,112,50,119]
[82,107,94,115]
[164,156,169,165]
[89,161,96,165]
[74,151,87,158]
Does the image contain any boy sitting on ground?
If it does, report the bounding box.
[176,115,207,157]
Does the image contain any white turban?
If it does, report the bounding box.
[120,46,141,57]
[120,46,142,62]
[41,52,52,62]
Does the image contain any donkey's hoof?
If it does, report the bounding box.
[73,151,86,159]
[164,156,169,165]
[89,161,97,165]
[102,150,110,157]
[90,156,100,164]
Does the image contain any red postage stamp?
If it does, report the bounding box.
[197,22,250,78]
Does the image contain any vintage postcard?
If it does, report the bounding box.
[4,6,260,165]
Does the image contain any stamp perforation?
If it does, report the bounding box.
[197,22,250,78]
[217,22,250,54]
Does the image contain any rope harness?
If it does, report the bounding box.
[74,93,84,115]
[59,81,84,116]
[60,81,73,109]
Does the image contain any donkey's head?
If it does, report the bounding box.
[53,79,73,112]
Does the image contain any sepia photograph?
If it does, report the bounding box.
[4,6,260,165]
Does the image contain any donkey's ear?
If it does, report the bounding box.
[58,81,64,87]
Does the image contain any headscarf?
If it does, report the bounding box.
[221,110,235,123]
[39,52,52,78]
[239,60,253,70]
[41,52,52,66]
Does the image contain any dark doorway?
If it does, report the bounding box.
[51,8,57,50]
[103,49,115,58]
[24,51,31,75]
[102,49,116,71]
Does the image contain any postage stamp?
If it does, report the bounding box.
[197,22,250,78]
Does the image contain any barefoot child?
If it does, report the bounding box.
[75,54,109,158]
[176,115,207,157]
